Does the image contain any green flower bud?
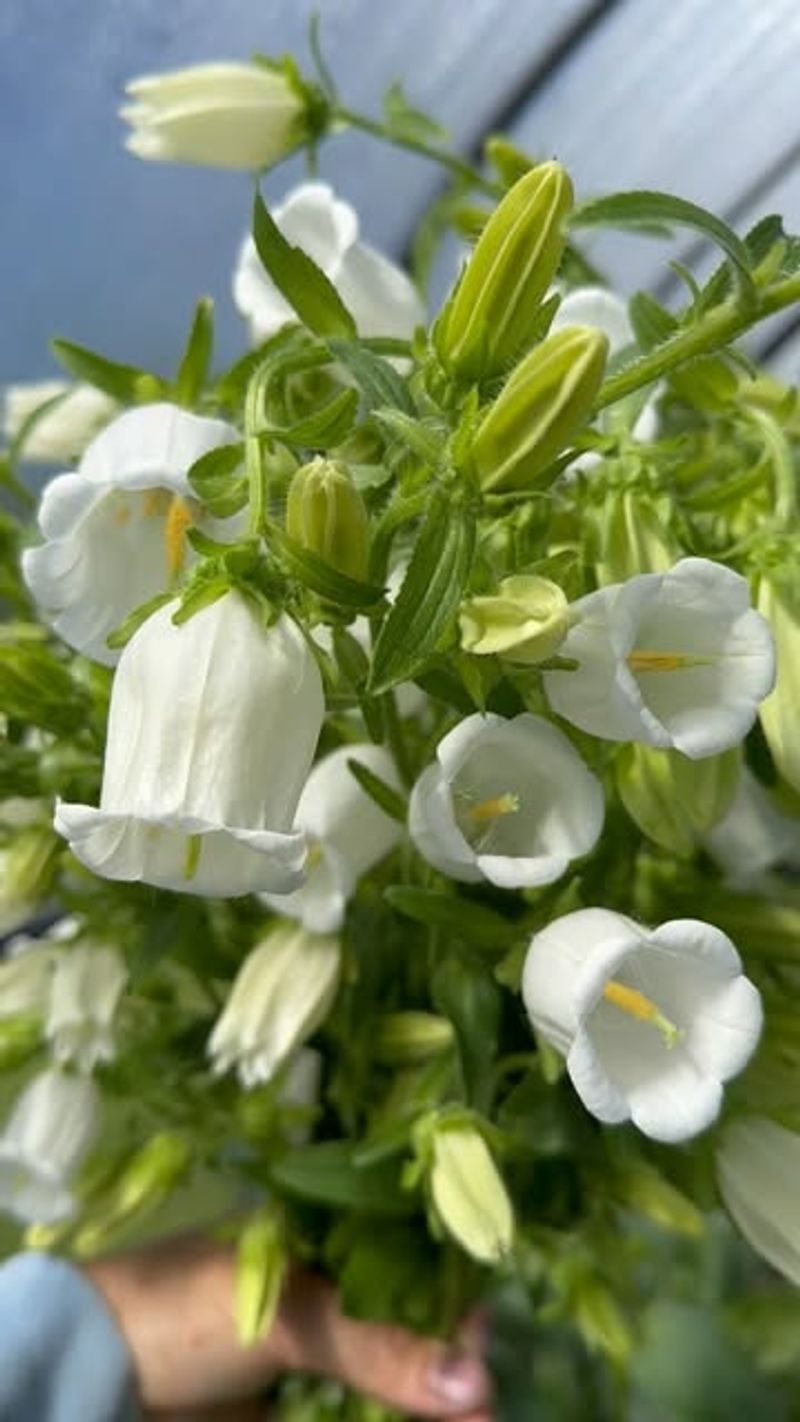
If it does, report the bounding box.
[436,162,573,382]
[757,570,800,794]
[429,1118,514,1264]
[572,1274,633,1365]
[373,1011,455,1066]
[0,1015,42,1071]
[235,1207,286,1345]
[459,574,569,664]
[611,1162,703,1238]
[591,488,682,585]
[471,326,608,492]
[113,1132,192,1216]
[286,457,370,580]
[616,743,740,857]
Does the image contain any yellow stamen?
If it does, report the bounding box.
[467,792,520,824]
[627,650,712,673]
[602,979,682,1048]
[164,495,195,579]
[142,489,172,518]
[183,833,203,881]
[306,840,324,870]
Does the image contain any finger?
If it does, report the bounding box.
[273,1271,491,1418]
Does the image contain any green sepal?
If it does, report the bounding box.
[175,297,214,406]
[51,338,166,403]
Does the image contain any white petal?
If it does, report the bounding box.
[336,241,425,340]
[296,743,403,877]
[705,767,800,879]
[552,287,634,354]
[408,763,482,882]
[80,403,239,491]
[717,1117,800,1286]
[627,1055,723,1143]
[567,1028,632,1123]
[274,182,358,270]
[260,843,352,933]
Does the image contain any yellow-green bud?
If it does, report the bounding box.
[471,326,608,492]
[592,488,682,585]
[113,1132,191,1216]
[373,1011,455,1066]
[235,1208,286,1345]
[0,1015,42,1070]
[429,1120,514,1265]
[436,162,573,382]
[0,825,60,922]
[757,571,800,794]
[459,574,569,664]
[616,743,740,857]
[611,1163,703,1238]
[286,457,370,580]
[572,1274,633,1365]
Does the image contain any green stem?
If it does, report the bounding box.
[596,272,800,413]
[335,105,499,198]
[744,405,797,526]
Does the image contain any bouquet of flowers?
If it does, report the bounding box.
[3,29,800,1418]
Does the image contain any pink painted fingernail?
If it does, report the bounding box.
[427,1349,489,1408]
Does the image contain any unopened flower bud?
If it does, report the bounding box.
[114,1132,191,1217]
[592,488,681,585]
[428,1118,514,1265]
[0,1016,42,1071]
[436,162,573,381]
[616,744,740,857]
[459,574,569,664]
[0,826,60,931]
[373,1012,455,1066]
[611,1162,703,1237]
[756,570,800,794]
[286,457,370,580]
[471,326,608,492]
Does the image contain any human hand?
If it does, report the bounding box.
[85,1235,493,1422]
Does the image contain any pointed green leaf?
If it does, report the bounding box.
[51,338,165,402]
[327,339,416,415]
[385,886,518,950]
[346,757,407,823]
[175,297,214,405]
[253,192,357,338]
[270,528,385,608]
[187,444,247,518]
[263,386,359,448]
[268,1140,414,1215]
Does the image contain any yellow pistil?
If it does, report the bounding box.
[627,650,712,673]
[164,495,195,579]
[183,833,203,882]
[602,979,682,1048]
[306,840,324,870]
[467,792,520,824]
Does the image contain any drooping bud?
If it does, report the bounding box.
[459,574,570,663]
[756,569,800,794]
[615,744,740,857]
[286,457,370,580]
[372,1012,455,1066]
[471,326,608,493]
[435,162,573,382]
[426,1116,514,1265]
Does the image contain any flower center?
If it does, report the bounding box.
[183,833,203,882]
[602,979,682,1048]
[627,650,714,673]
[466,793,520,824]
[164,495,195,579]
[306,839,324,870]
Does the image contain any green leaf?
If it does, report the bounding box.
[0,645,90,735]
[382,82,449,147]
[628,291,679,352]
[369,494,475,693]
[252,191,357,339]
[270,528,384,609]
[331,625,385,742]
[327,339,416,415]
[105,592,174,652]
[572,190,757,305]
[175,297,214,405]
[269,1140,415,1215]
[51,338,165,403]
[432,955,501,1112]
[384,886,518,950]
[187,443,247,518]
[372,408,444,465]
[697,214,795,315]
[346,757,407,823]
[263,386,359,448]
[0,743,40,799]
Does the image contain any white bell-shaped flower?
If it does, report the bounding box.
[522,908,762,1143]
[0,1069,99,1223]
[22,402,241,665]
[704,767,800,882]
[208,924,340,1087]
[544,558,775,758]
[234,182,425,344]
[408,712,604,889]
[55,593,324,897]
[0,940,54,1019]
[551,287,659,461]
[717,1116,800,1286]
[3,380,118,464]
[261,743,403,933]
[46,943,128,1072]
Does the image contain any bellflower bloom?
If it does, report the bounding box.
[121,62,308,171]
[704,766,800,882]
[56,593,324,897]
[46,944,128,1072]
[208,924,341,1087]
[0,1069,99,1223]
[409,712,604,889]
[717,1116,800,1286]
[22,403,241,665]
[3,380,117,464]
[544,558,775,758]
[234,182,425,343]
[551,287,659,458]
[261,743,403,933]
[522,908,763,1143]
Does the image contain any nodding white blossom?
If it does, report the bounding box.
[208,924,341,1087]
[409,712,604,889]
[0,1069,99,1224]
[120,62,307,171]
[46,944,128,1072]
[3,381,118,464]
[551,286,659,457]
[261,743,403,933]
[717,1116,800,1286]
[705,766,800,882]
[543,558,775,758]
[522,908,763,1143]
[55,594,324,898]
[234,182,425,344]
[22,403,241,665]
